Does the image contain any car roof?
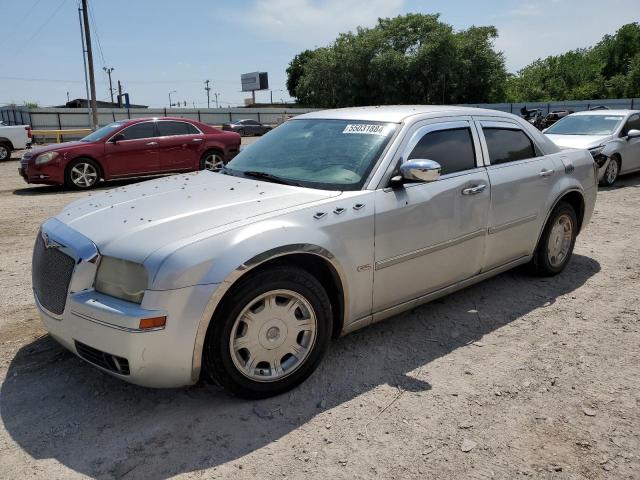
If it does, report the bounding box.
[122,117,200,124]
[569,109,639,117]
[296,105,516,123]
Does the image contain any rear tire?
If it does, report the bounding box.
[199,151,225,171]
[65,158,101,189]
[599,156,620,187]
[530,201,577,276]
[202,266,333,399]
[0,143,11,161]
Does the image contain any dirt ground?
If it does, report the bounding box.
[0,145,638,480]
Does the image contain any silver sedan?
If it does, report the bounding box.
[32,106,596,398]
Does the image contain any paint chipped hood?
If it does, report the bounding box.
[57,171,340,263]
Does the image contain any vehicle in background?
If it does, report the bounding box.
[221,119,272,136]
[0,123,32,161]
[19,117,240,189]
[544,110,640,186]
[31,105,596,398]
[520,107,574,130]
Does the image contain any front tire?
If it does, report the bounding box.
[65,158,100,189]
[599,156,620,187]
[531,201,577,276]
[203,266,333,399]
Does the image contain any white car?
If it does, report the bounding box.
[0,122,32,161]
[32,106,596,398]
[544,110,640,186]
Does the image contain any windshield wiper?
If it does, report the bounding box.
[241,170,303,187]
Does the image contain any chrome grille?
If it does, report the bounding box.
[32,233,76,315]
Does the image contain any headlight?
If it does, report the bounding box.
[588,146,604,158]
[35,151,59,165]
[588,145,608,167]
[95,256,148,304]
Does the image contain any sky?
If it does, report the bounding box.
[0,0,637,108]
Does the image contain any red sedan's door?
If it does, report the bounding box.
[156,120,204,171]
[103,121,160,176]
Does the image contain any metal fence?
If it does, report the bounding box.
[2,98,639,141]
[0,106,320,141]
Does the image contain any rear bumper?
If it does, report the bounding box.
[37,284,219,388]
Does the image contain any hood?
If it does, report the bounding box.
[25,141,88,157]
[57,171,340,263]
[545,134,612,150]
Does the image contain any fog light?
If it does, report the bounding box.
[139,316,166,330]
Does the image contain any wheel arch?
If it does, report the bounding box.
[190,244,348,382]
[534,188,586,255]
[65,155,105,180]
[0,137,14,150]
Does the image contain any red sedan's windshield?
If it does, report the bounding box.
[80,121,126,142]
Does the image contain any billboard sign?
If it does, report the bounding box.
[241,72,269,92]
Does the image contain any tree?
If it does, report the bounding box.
[506,22,640,101]
[286,14,507,107]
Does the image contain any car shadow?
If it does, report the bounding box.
[1,254,600,479]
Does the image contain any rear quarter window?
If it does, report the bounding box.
[483,128,536,165]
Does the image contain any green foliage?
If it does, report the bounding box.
[507,22,640,102]
[285,14,507,107]
[23,101,39,110]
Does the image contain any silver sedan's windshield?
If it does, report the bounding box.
[225,119,397,190]
[546,115,624,135]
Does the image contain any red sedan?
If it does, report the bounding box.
[19,117,241,189]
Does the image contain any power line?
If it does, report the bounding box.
[0,0,46,47]
[0,75,238,85]
[14,0,68,54]
[87,0,106,67]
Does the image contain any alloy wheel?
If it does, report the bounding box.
[203,153,224,171]
[229,289,317,382]
[547,213,573,267]
[70,162,98,188]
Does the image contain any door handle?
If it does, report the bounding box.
[192,138,204,142]
[462,184,487,195]
[146,141,158,146]
[539,169,554,177]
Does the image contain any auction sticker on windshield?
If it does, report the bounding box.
[343,124,388,135]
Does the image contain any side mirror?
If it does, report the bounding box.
[110,133,125,143]
[397,159,441,183]
[627,129,640,140]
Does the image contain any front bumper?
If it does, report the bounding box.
[19,156,65,185]
[37,285,219,388]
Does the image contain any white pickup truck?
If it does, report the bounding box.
[0,122,32,160]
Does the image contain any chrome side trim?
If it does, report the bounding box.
[190,244,349,381]
[371,255,531,324]
[488,214,538,235]
[375,229,486,271]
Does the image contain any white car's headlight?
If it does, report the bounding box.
[35,151,59,165]
[588,145,605,157]
[95,256,148,304]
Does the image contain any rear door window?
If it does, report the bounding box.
[407,127,476,175]
[482,128,536,165]
[157,121,194,136]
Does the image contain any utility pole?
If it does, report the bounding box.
[103,67,115,103]
[117,80,123,107]
[66,91,70,103]
[81,0,98,129]
[204,80,211,109]
[214,93,220,108]
[77,5,91,128]
[168,90,176,108]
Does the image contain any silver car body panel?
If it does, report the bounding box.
[33,106,597,387]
